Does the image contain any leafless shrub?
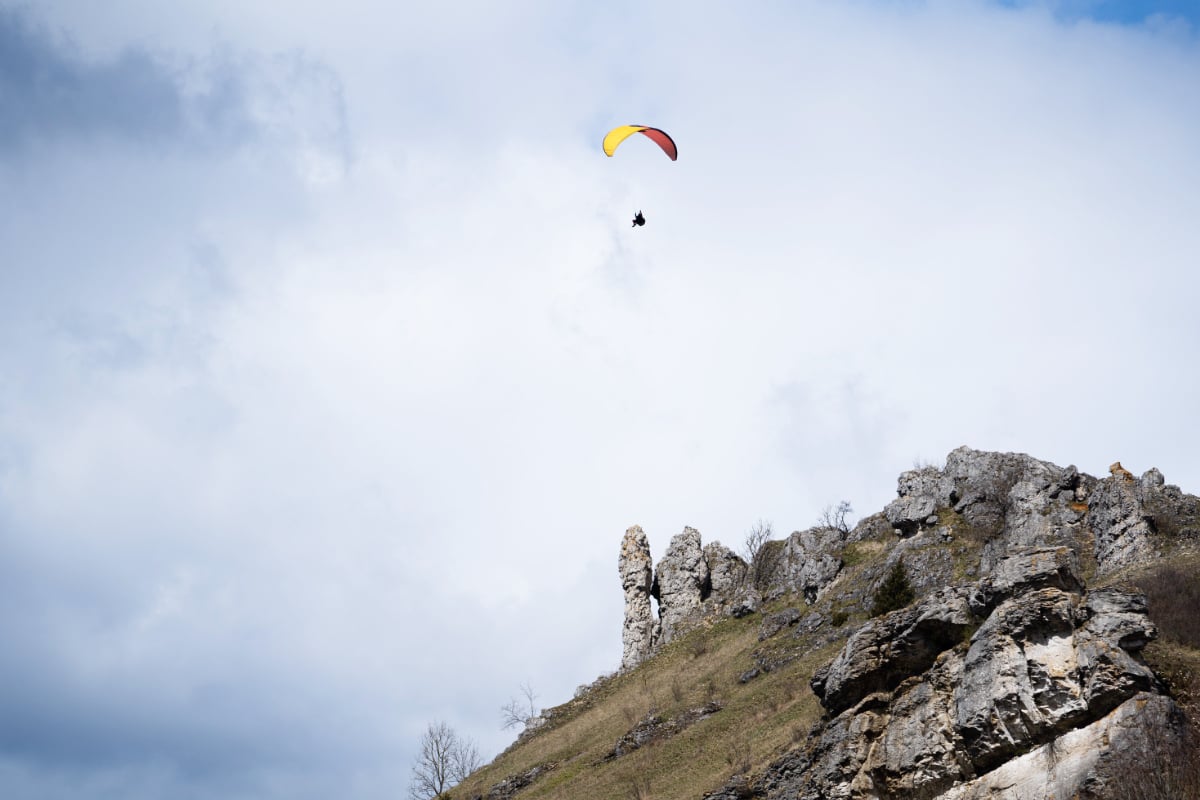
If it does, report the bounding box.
[626,774,653,800]
[817,500,854,534]
[454,737,482,781]
[961,465,1023,542]
[1141,565,1200,649]
[500,682,539,730]
[1144,487,1200,541]
[742,519,784,593]
[725,736,753,776]
[690,634,709,659]
[670,678,684,703]
[1150,651,1200,719]
[1098,712,1200,799]
[620,753,654,800]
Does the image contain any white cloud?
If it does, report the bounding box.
[2,1,1200,797]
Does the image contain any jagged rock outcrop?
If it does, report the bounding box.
[619,448,1199,671]
[476,762,559,800]
[973,545,1083,605]
[884,466,956,534]
[601,701,723,762]
[938,692,1182,799]
[886,449,1088,556]
[1087,468,1159,570]
[620,527,753,669]
[704,541,749,613]
[614,448,1200,799]
[619,523,849,668]
[774,526,846,604]
[877,446,1198,575]
[809,585,978,716]
[759,607,804,641]
[619,525,658,671]
[653,527,711,646]
[709,546,1170,800]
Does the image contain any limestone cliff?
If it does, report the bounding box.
[619,525,658,671]
[623,447,1200,799]
[622,447,1198,669]
[459,447,1200,800]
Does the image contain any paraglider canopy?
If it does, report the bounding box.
[603,125,677,161]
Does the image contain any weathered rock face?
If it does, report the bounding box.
[653,527,710,645]
[623,447,1199,800]
[704,541,748,612]
[733,548,1166,800]
[1087,470,1158,570]
[877,446,1200,576]
[974,545,1083,604]
[619,527,752,669]
[619,525,658,671]
[774,526,846,604]
[620,448,1197,670]
[811,586,978,716]
[939,692,1183,800]
[884,466,957,534]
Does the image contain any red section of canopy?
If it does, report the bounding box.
[638,128,678,161]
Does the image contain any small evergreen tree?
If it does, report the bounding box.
[870,559,915,617]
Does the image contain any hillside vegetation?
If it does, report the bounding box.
[457,516,987,800]
[451,448,1200,800]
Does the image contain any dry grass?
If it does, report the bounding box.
[453,616,840,800]
[1097,696,1200,800]
[455,521,1200,799]
[1145,640,1200,725]
[1140,563,1200,650]
[1112,551,1200,800]
[1124,552,1200,726]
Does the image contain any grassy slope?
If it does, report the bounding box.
[456,527,1200,800]
[455,523,917,800]
[456,608,844,800]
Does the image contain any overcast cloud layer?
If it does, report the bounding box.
[2,1,1199,797]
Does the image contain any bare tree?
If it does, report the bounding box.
[409,720,481,800]
[741,519,782,593]
[501,682,540,730]
[817,501,853,534]
[454,736,481,782]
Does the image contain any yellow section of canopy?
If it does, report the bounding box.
[602,125,649,157]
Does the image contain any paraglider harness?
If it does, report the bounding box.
[632,211,645,227]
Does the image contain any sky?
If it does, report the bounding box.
[1,0,1199,797]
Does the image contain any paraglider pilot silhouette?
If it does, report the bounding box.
[603,125,676,230]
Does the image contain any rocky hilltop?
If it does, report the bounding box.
[457,447,1200,800]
